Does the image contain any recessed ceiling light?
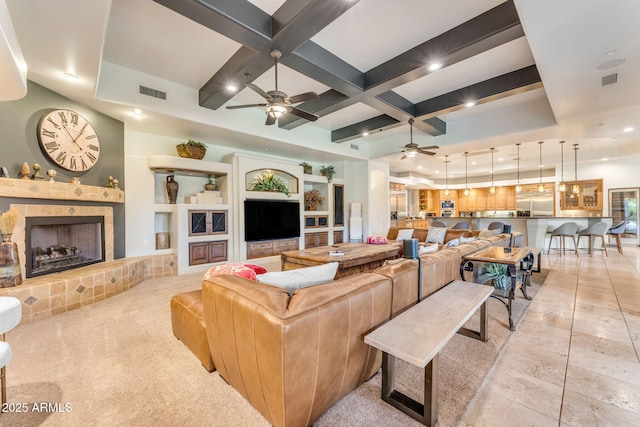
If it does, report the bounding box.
[63,72,79,80]
[434,170,439,174]
[361,132,369,137]
[131,108,144,119]
[498,158,503,162]
[427,62,442,72]
[465,101,476,108]
[226,85,238,92]
[418,166,423,169]
[623,127,634,132]
[601,157,608,161]
[595,58,626,70]
[471,161,476,165]
[604,50,617,56]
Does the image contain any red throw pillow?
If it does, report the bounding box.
[366,236,388,244]
[203,262,267,282]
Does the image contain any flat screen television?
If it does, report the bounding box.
[244,200,301,241]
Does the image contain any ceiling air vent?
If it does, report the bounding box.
[602,73,618,86]
[139,85,166,100]
[350,144,359,150]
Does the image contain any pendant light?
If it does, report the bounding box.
[443,155,450,197]
[558,140,566,192]
[515,143,522,192]
[489,147,496,194]
[572,143,580,194]
[464,152,470,196]
[538,141,544,193]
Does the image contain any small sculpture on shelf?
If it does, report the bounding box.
[112,179,119,190]
[20,162,30,179]
[47,169,57,182]
[31,163,45,180]
[299,162,312,174]
[106,176,114,188]
[205,175,216,191]
[166,175,179,204]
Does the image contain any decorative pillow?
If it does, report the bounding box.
[444,229,471,243]
[419,243,439,254]
[426,226,447,244]
[367,235,388,244]
[256,262,339,295]
[445,238,460,247]
[460,236,477,244]
[203,262,267,282]
[478,229,501,238]
[395,229,415,240]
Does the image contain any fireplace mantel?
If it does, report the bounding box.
[0,177,124,203]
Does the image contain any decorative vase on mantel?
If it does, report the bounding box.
[0,233,23,288]
[166,175,179,204]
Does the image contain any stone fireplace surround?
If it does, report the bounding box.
[0,179,177,323]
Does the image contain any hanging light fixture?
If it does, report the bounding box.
[538,141,545,193]
[489,147,496,194]
[515,143,522,192]
[444,155,450,197]
[464,152,470,196]
[572,143,580,194]
[558,141,566,192]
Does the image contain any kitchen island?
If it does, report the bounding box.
[423,216,613,252]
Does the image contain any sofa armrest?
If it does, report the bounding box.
[374,258,419,316]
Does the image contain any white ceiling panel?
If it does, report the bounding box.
[313,102,382,131]
[247,0,286,15]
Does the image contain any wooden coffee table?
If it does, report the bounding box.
[281,243,399,279]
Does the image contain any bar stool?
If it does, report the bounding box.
[577,221,609,256]
[487,222,504,231]
[451,221,470,230]
[0,297,22,405]
[547,222,579,256]
[431,220,446,228]
[607,221,626,254]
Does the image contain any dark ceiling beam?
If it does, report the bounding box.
[414,65,542,119]
[331,115,400,143]
[155,0,362,110]
[365,93,446,136]
[279,0,524,129]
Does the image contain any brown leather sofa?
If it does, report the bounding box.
[200,259,419,427]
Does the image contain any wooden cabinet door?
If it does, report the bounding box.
[458,192,469,211]
[317,232,329,246]
[305,233,318,248]
[189,242,209,265]
[208,241,228,263]
[505,186,516,210]
[333,230,344,244]
[494,187,507,210]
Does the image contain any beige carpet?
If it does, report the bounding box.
[3,271,544,426]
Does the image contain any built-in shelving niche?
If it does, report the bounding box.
[245,169,298,195]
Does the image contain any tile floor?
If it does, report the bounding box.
[461,245,640,426]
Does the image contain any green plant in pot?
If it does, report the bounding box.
[299,162,312,174]
[478,263,510,294]
[250,171,290,197]
[205,175,216,191]
[176,140,207,159]
[320,165,335,182]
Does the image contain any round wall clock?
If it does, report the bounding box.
[37,109,100,172]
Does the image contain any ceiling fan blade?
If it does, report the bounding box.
[417,149,437,156]
[226,103,267,109]
[244,83,271,100]
[400,153,408,160]
[287,91,319,104]
[286,106,319,122]
[418,145,439,150]
[265,114,277,126]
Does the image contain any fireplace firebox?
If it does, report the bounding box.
[25,216,106,278]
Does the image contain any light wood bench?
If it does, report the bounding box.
[364,280,493,426]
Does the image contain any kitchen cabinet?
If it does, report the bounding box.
[560,179,603,210]
[418,190,439,213]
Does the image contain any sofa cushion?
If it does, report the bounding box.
[426,226,447,244]
[444,229,472,243]
[445,238,460,248]
[396,228,415,240]
[256,262,339,295]
[478,229,501,238]
[419,243,439,254]
[460,236,477,244]
[203,262,266,282]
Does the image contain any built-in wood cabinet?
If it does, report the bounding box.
[247,238,299,259]
[189,241,227,265]
[188,210,227,236]
[305,232,329,248]
[333,230,344,244]
[560,179,603,210]
[458,186,516,212]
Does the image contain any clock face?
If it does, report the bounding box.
[37,109,100,172]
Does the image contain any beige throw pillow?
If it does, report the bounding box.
[256,262,339,295]
[426,226,447,244]
[419,243,439,254]
[395,229,415,240]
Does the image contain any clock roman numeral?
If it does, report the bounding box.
[88,144,99,151]
[70,157,77,170]
[86,134,97,139]
[56,151,67,165]
[81,158,88,170]
[42,129,56,139]
[57,111,68,124]
[86,152,97,163]
[46,117,60,129]
[44,142,59,152]
[70,112,79,125]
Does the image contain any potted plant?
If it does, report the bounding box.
[205,175,216,191]
[176,140,207,159]
[478,263,510,295]
[320,165,335,182]
[304,189,325,211]
[250,171,290,196]
[300,162,312,174]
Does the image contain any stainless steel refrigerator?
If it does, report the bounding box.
[609,188,638,245]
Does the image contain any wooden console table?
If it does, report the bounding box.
[281,243,399,279]
[365,281,493,426]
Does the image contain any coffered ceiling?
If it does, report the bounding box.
[4,0,640,180]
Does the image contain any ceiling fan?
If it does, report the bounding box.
[400,118,439,159]
[225,49,320,125]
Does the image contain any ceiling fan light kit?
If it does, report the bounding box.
[226,49,319,126]
[538,141,545,193]
[558,140,566,192]
[400,118,439,159]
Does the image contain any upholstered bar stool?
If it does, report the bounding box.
[487,221,504,231]
[577,221,609,256]
[547,222,579,256]
[607,221,626,254]
[431,220,446,227]
[0,297,22,405]
[451,221,470,229]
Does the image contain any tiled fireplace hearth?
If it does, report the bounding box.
[0,179,177,323]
